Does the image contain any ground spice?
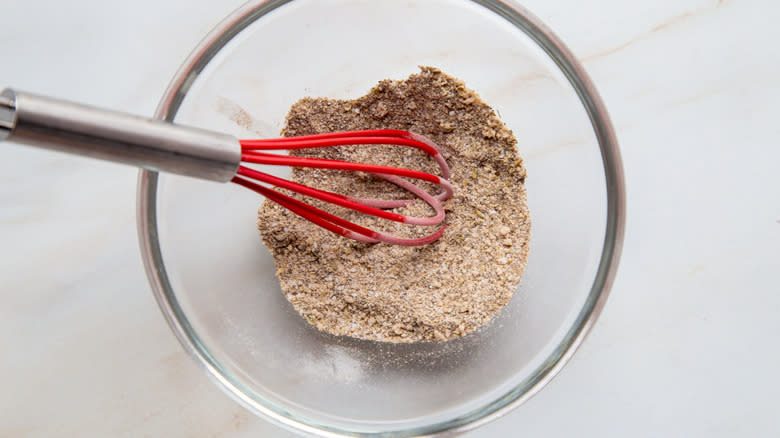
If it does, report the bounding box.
[257,67,530,343]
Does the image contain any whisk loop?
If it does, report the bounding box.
[233,130,453,246]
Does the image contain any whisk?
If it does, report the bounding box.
[0,89,452,246]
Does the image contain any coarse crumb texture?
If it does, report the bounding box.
[257,67,530,343]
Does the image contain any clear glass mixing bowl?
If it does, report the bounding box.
[136,0,625,436]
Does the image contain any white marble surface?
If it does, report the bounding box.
[1,0,778,436]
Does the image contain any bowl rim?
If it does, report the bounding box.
[136,0,626,436]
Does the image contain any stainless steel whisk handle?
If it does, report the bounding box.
[0,88,241,182]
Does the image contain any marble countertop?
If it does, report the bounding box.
[2,0,778,436]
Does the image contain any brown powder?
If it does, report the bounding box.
[257,67,530,343]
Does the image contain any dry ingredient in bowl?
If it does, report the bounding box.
[257,67,530,343]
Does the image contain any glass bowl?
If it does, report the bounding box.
[136,0,625,436]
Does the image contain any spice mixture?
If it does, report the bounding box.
[257,67,530,343]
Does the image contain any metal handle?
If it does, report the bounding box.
[0,88,241,182]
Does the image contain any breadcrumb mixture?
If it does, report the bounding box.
[257,67,530,343]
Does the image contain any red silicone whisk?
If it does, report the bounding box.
[0,89,452,246]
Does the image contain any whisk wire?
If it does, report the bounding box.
[234,130,452,246]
